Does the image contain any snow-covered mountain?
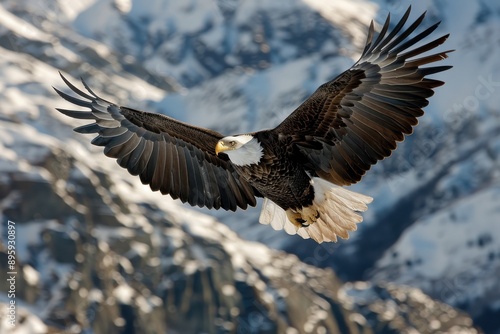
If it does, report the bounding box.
[0,0,498,332]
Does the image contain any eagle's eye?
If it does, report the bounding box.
[229,141,236,147]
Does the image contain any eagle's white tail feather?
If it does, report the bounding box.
[306,178,373,242]
[296,227,310,239]
[305,178,373,242]
[259,198,299,235]
[258,178,372,243]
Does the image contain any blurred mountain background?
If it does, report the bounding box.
[0,0,498,333]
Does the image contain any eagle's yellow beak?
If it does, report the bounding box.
[215,141,229,156]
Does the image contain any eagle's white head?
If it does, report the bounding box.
[215,134,263,166]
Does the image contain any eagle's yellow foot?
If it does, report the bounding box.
[286,209,306,229]
[302,206,320,223]
[286,207,320,229]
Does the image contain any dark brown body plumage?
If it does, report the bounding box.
[233,131,316,210]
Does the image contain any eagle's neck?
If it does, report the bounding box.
[226,135,263,166]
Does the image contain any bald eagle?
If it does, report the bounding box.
[55,7,452,243]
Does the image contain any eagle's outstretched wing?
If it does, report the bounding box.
[54,73,257,211]
[273,6,453,186]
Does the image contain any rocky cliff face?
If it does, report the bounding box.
[0,138,477,333]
